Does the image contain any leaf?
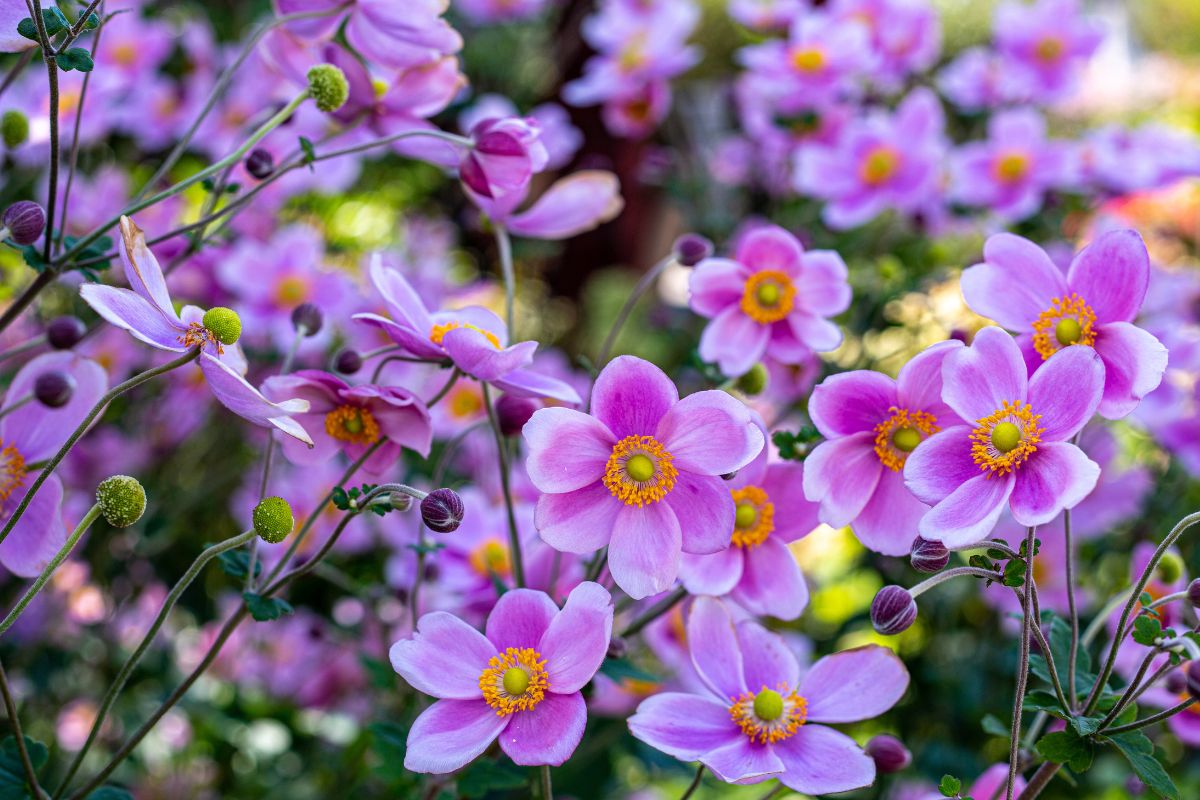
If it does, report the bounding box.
[1041,613,1096,694]
[1002,558,1026,587]
[405,542,445,556]
[968,554,996,573]
[242,592,294,622]
[1132,615,1163,647]
[938,774,962,797]
[360,656,396,690]
[1035,729,1093,773]
[772,427,821,462]
[457,760,527,799]
[16,18,37,41]
[217,549,261,580]
[0,736,48,800]
[58,47,94,73]
[1104,732,1179,800]
[981,713,1009,737]
[1023,690,1068,717]
[599,658,659,685]
[299,136,316,171]
[368,721,409,783]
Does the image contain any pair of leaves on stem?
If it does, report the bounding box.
[19,235,113,281]
[16,9,96,72]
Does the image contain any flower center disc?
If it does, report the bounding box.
[603,435,677,506]
[741,270,796,324]
[873,407,939,472]
[729,684,808,744]
[429,321,501,350]
[994,152,1031,183]
[730,485,775,548]
[860,146,900,185]
[970,401,1045,476]
[1031,294,1097,360]
[480,647,548,716]
[470,540,511,578]
[324,405,381,446]
[790,47,825,73]
[0,443,26,504]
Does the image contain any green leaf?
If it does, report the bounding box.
[57,47,94,73]
[360,656,395,690]
[1104,732,1179,799]
[217,549,261,580]
[938,774,962,797]
[1132,614,1163,647]
[1035,728,1093,772]
[405,542,445,556]
[0,736,48,800]
[599,658,659,685]
[83,12,100,30]
[968,554,996,573]
[331,486,350,511]
[1002,558,1026,587]
[772,427,820,462]
[457,760,527,799]
[1023,690,1068,717]
[43,7,68,35]
[16,18,37,41]
[299,136,316,171]
[368,721,410,783]
[981,713,1009,737]
[242,592,294,622]
[87,788,133,800]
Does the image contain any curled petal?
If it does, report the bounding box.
[504,171,624,240]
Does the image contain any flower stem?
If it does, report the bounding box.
[55,0,105,253]
[1063,506,1079,709]
[35,0,59,266]
[908,566,1001,598]
[494,225,516,335]
[0,394,33,421]
[595,255,673,369]
[425,368,461,407]
[0,657,45,799]
[0,348,200,550]
[679,764,704,800]
[0,335,46,364]
[1103,697,1199,735]
[1007,525,1037,800]
[1016,761,1059,800]
[622,586,688,638]
[539,765,552,800]
[482,383,525,587]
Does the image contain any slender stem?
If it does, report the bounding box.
[1007,526,1037,800]
[0,335,46,364]
[679,764,704,800]
[909,566,1002,598]
[0,394,33,421]
[0,272,55,337]
[1095,650,1157,732]
[0,348,200,550]
[493,226,516,335]
[54,0,104,52]
[1084,589,1131,647]
[425,368,461,406]
[482,383,525,588]
[622,586,688,638]
[0,49,34,101]
[55,0,105,252]
[36,1,58,265]
[1103,697,1198,735]
[0,659,44,799]
[951,539,1019,559]
[1016,761,1059,800]
[539,765,552,800]
[1147,591,1188,610]
[596,255,673,368]
[1063,507,1079,709]
[0,504,101,637]
[52,529,255,798]
[584,548,608,583]
[1018,587,1070,715]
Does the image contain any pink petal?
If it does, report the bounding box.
[808,370,898,438]
[1093,322,1168,420]
[1009,442,1099,527]
[628,692,743,761]
[403,699,508,774]
[534,483,618,554]
[198,354,313,445]
[539,581,613,694]
[773,724,876,795]
[698,306,771,378]
[1,352,108,463]
[498,691,587,766]
[118,216,177,318]
[795,251,851,316]
[668,473,737,555]
[761,463,820,543]
[736,225,804,272]
[0,474,65,577]
[941,326,1028,424]
[591,356,678,440]
[733,536,809,621]
[390,612,497,699]
[680,548,744,596]
[903,426,978,505]
[607,502,682,599]
[786,312,842,352]
[658,390,763,476]
[1066,229,1149,324]
[486,589,559,651]
[1027,345,1104,441]
[78,284,185,352]
[505,171,624,240]
[737,620,801,690]
[799,645,908,722]
[917,472,1015,547]
[687,596,747,699]
[895,339,964,424]
[703,738,785,784]
[850,468,928,557]
[960,233,1064,329]
[523,407,615,493]
[801,432,883,528]
[442,332,535,381]
[689,258,747,318]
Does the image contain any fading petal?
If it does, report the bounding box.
[737,619,801,689]
[1093,322,1168,420]
[199,354,313,445]
[534,483,618,554]
[801,432,882,527]
[79,284,185,351]
[773,724,876,796]
[800,646,908,722]
[505,171,624,240]
[539,581,613,693]
[1067,229,1149,324]
[390,612,496,699]
[523,407,614,493]
[628,693,742,761]
[942,326,1028,423]
[668,473,736,555]
[591,356,678,440]
[119,216,176,317]
[917,472,1014,547]
[1010,442,1099,527]
[1027,345,1104,441]
[486,589,559,650]
[403,699,507,774]
[499,691,587,766]
[808,371,898,438]
[733,536,809,621]
[607,502,681,599]
[961,233,1064,329]
[687,596,747,698]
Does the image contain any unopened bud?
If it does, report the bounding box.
[2,110,28,149]
[245,148,275,180]
[871,585,917,636]
[866,735,911,774]
[2,201,45,246]
[734,363,768,396]
[253,496,294,543]
[1157,552,1184,585]
[1188,578,1200,609]
[96,475,146,528]
[672,233,713,267]
[291,302,323,337]
[34,371,74,408]
[389,492,413,512]
[421,488,464,533]
[606,635,627,660]
[496,394,538,437]
[307,64,349,113]
[910,537,950,574]
[46,315,86,349]
[1165,669,1187,695]
[334,349,362,375]
[1187,661,1200,701]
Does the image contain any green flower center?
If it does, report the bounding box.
[502,667,530,697]
[625,454,655,482]
[756,282,781,307]
[735,502,758,530]
[753,689,784,721]
[1055,317,1082,346]
[891,427,922,453]
[991,421,1022,454]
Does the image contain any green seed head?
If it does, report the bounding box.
[502,667,530,696]
[990,421,1021,454]
[253,496,294,544]
[735,363,769,396]
[307,64,349,113]
[1055,317,1082,346]
[1157,552,1184,585]
[1,110,29,149]
[625,454,655,482]
[202,306,242,346]
[735,502,758,530]
[96,475,146,528]
[753,688,784,721]
[891,427,922,453]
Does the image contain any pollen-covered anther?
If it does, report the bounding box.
[479,647,549,716]
[970,400,1044,477]
[324,404,381,446]
[179,321,223,355]
[873,407,939,471]
[730,485,775,548]
[729,685,808,744]
[1031,293,1097,360]
[469,540,511,578]
[429,321,501,350]
[0,443,26,504]
[603,435,678,506]
[740,270,796,324]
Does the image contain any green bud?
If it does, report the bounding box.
[1157,552,1184,585]
[2,111,28,149]
[734,363,769,396]
[202,306,242,346]
[307,64,349,113]
[253,496,294,544]
[96,475,146,528]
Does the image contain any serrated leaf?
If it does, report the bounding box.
[1132,615,1163,647]
[0,736,48,800]
[938,774,962,796]
[1036,729,1093,772]
[242,592,293,622]
[457,760,527,799]
[1104,732,1179,799]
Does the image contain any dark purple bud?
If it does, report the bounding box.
[871,586,917,636]
[672,233,713,267]
[1126,776,1145,796]
[1187,661,1200,701]
[245,148,275,180]
[334,349,362,375]
[495,394,538,437]
[949,328,969,343]
[421,488,464,533]
[606,635,627,660]
[1165,669,1187,695]
[34,371,75,408]
[3,201,46,246]
[1187,577,1200,608]
[866,735,911,774]
[291,302,323,336]
[910,537,950,574]
[46,315,86,349]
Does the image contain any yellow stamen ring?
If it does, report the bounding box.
[994,151,1031,183]
[1031,294,1097,360]
[0,443,26,505]
[603,435,678,506]
[729,685,808,744]
[430,321,501,349]
[324,404,381,446]
[970,400,1044,477]
[873,407,939,472]
[479,647,548,716]
[860,146,901,186]
[730,485,775,548]
[469,540,511,578]
[741,270,796,325]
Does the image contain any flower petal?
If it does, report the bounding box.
[703,739,784,784]
[1027,344,1104,441]
[960,233,1064,330]
[801,432,883,528]
[591,356,678,440]
[737,619,801,690]
[534,483,618,554]
[687,596,747,699]
[689,258,747,318]
[492,368,582,405]
[903,425,978,505]
[498,691,587,766]
[524,407,615,493]
[896,339,964,423]
[657,391,762,476]
[390,612,497,699]
[733,536,809,621]
[917,472,1014,547]
[607,502,681,599]
[628,692,743,762]
[800,645,908,723]
[941,326,1028,423]
[199,354,313,445]
[808,370,898,438]
[442,331,535,381]
[668,473,737,555]
[680,548,744,597]
[119,216,177,318]
[795,251,852,316]
[1,352,108,463]
[849,468,927,557]
[78,284,185,351]
[505,171,624,240]
[485,589,560,651]
[1010,442,1100,527]
[1066,229,1149,324]
[0,474,65,578]
[761,463,820,543]
[539,581,613,693]
[1093,322,1168,420]
[403,699,508,774]
[698,306,771,378]
[773,724,876,796]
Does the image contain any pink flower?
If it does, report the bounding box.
[737,10,873,105]
[903,327,1104,547]
[460,117,549,201]
[960,230,1168,419]
[629,597,908,793]
[993,0,1103,102]
[390,582,613,772]
[689,225,851,377]
[275,0,462,70]
[803,340,964,555]
[523,356,764,598]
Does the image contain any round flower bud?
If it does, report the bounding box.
[253,496,294,543]
[202,306,241,346]
[495,394,538,437]
[871,585,917,636]
[734,363,768,396]
[46,315,86,349]
[421,488,464,533]
[606,635,628,660]
[34,371,75,408]
[334,349,362,375]
[1156,552,1184,585]
[1187,661,1200,701]
[96,475,146,528]
[910,537,950,574]
[1187,578,1200,609]
[2,110,29,149]
[245,148,275,180]
[2,201,46,246]
[1165,669,1187,695]
[673,233,714,267]
[866,735,911,774]
[291,302,323,336]
[307,64,349,113]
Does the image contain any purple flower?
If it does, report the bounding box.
[390,581,613,772]
[79,216,313,444]
[523,356,764,598]
[0,352,107,576]
[628,597,907,793]
[353,257,581,404]
[993,0,1103,102]
[803,340,964,555]
[261,371,432,475]
[459,95,583,170]
[728,0,803,32]
[737,10,873,105]
[689,225,851,377]
[904,327,1104,547]
[275,0,462,70]
[960,230,1168,418]
[831,0,941,87]
[460,117,549,201]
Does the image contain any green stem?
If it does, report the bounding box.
[539,765,552,800]
[1007,526,1037,800]
[494,225,515,335]
[679,764,704,800]
[482,383,525,588]
[36,0,58,265]
[425,368,461,407]
[1103,697,1198,735]
[1016,762,1059,800]
[1063,506,1078,709]
[0,657,45,799]
[622,586,688,638]
[595,255,672,369]
[0,335,46,364]
[0,394,33,421]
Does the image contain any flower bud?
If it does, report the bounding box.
[421,488,464,533]
[495,394,538,437]
[606,635,628,660]
[34,371,74,408]
[2,201,46,246]
[866,735,911,774]
[910,537,950,574]
[334,349,362,375]
[96,475,146,528]
[1188,578,1200,609]
[291,302,323,336]
[1,110,28,149]
[307,64,349,113]
[1165,669,1187,695]
[734,363,768,396]
[202,306,241,346]
[1187,661,1200,701]
[871,585,917,636]
[1157,552,1184,584]
[673,233,713,267]
[245,148,274,180]
[46,315,86,349]
[253,496,294,543]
